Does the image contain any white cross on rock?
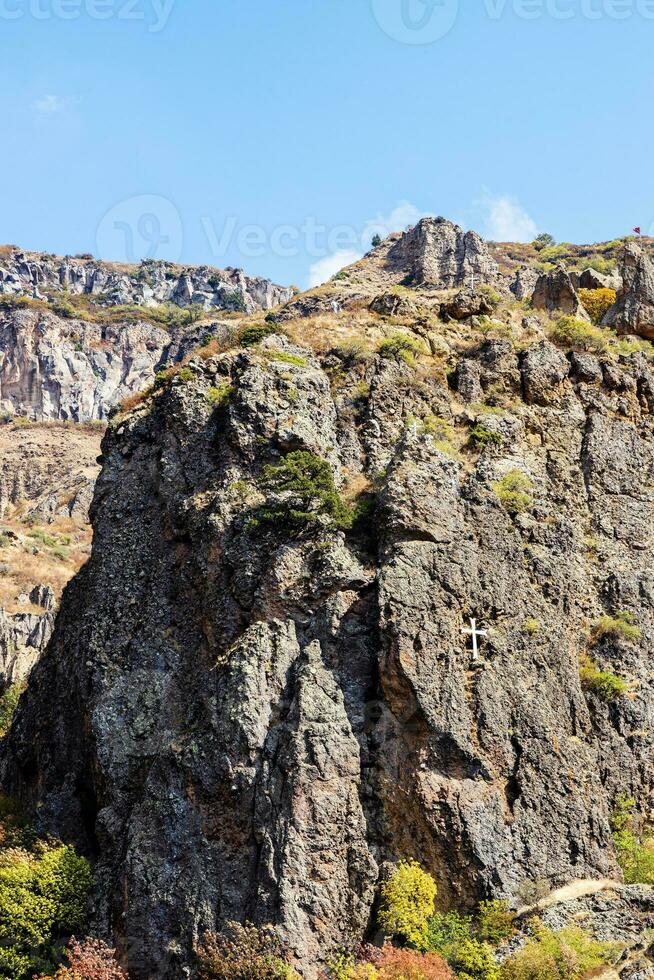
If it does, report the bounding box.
[462,617,488,660]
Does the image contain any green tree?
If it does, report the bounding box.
[378,860,438,948]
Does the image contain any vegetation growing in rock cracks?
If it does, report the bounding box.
[0,796,92,978]
[468,423,504,450]
[592,611,641,644]
[492,471,533,515]
[499,923,620,980]
[206,382,233,407]
[579,654,628,701]
[196,922,299,980]
[611,794,654,884]
[252,451,355,532]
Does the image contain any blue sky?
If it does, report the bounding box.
[1,0,653,287]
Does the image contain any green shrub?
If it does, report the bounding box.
[522,619,540,635]
[551,316,609,354]
[477,901,516,946]
[378,332,422,367]
[492,471,533,515]
[579,654,628,701]
[239,324,279,347]
[468,424,503,450]
[206,383,232,407]
[578,287,616,324]
[176,367,194,383]
[378,861,437,948]
[423,910,473,957]
[499,924,620,979]
[0,836,92,978]
[449,939,501,980]
[196,922,298,980]
[479,285,501,307]
[371,233,382,248]
[0,684,24,737]
[257,451,354,532]
[611,795,654,884]
[592,611,641,644]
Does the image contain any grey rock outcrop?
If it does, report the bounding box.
[0,597,54,689]
[387,217,500,289]
[5,326,654,975]
[603,244,654,338]
[0,309,171,421]
[575,267,622,292]
[0,250,293,313]
[510,266,540,301]
[532,265,590,319]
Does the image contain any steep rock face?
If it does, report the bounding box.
[0,589,55,689]
[604,244,654,338]
[4,334,654,976]
[387,217,500,289]
[0,249,293,313]
[0,309,172,420]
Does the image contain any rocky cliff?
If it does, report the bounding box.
[4,219,654,977]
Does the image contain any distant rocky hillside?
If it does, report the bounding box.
[5,218,654,976]
[0,246,294,312]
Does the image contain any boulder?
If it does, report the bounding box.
[532,265,590,319]
[440,287,496,321]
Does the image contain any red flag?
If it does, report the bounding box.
[634,227,642,235]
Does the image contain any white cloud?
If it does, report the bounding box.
[363,200,426,242]
[480,193,538,243]
[309,249,362,288]
[308,200,426,287]
[33,95,74,114]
